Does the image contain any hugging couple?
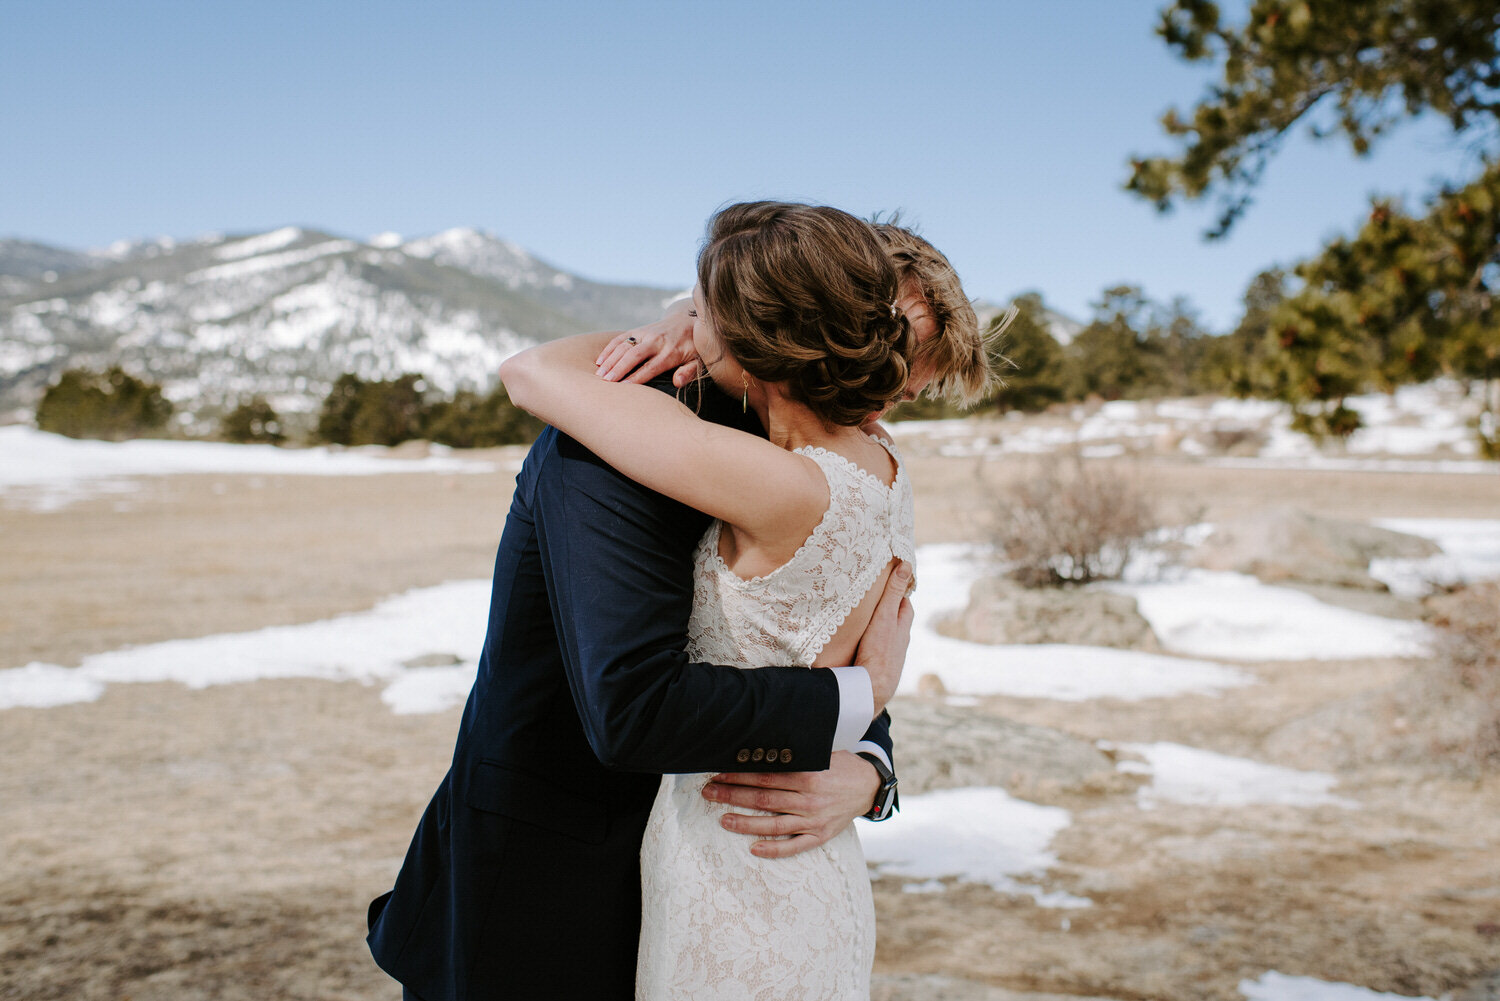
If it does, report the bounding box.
[367,201,996,1000]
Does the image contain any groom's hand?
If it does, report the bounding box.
[702,751,883,859]
[858,560,915,714]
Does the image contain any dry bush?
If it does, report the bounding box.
[1424,582,1500,767]
[1208,426,1267,453]
[992,455,1162,588]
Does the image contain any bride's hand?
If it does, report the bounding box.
[702,751,882,859]
[595,305,700,387]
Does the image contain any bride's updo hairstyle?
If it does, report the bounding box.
[696,201,913,427]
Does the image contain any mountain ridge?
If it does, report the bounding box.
[0,226,683,428]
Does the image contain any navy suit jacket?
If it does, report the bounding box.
[366,380,893,1001]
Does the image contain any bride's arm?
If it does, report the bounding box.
[501,333,825,534]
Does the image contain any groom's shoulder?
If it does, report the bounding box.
[518,373,763,490]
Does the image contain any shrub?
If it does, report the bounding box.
[316,373,428,446]
[36,366,173,440]
[425,384,543,447]
[992,455,1162,588]
[220,397,286,444]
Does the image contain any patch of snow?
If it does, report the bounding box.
[1210,456,1497,474]
[1369,518,1500,598]
[0,663,106,709]
[1110,569,1432,661]
[0,427,497,511]
[1118,742,1357,809]
[860,786,1090,907]
[1239,971,1436,1001]
[212,227,303,261]
[187,240,355,283]
[368,231,403,249]
[0,581,490,712]
[902,546,1254,700]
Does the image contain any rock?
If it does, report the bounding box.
[400,652,464,669]
[385,439,433,459]
[1191,507,1440,591]
[1455,969,1500,1001]
[936,576,1160,651]
[915,673,948,697]
[891,700,1119,797]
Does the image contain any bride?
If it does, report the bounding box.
[500,200,917,999]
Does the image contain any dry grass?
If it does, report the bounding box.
[1424,583,1500,768]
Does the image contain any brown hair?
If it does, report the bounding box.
[873,222,996,406]
[696,202,912,427]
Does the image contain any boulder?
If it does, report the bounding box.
[891,700,1118,797]
[937,576,1160,651]
[1191,507,1440,590]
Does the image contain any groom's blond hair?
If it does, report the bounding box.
[873,223,996,407]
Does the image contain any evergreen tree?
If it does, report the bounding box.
[1128,0,1500,237]
[987,293,1068,413]
[426,383,544,447]
[317,373,365,445]
[1067,286,1172,400]
[36,366,173,440]
[349,373,428,446]
[220,397,286,444]
[1129,0,1500,442]
[1200,270,1287,396]
[315,373,429,447]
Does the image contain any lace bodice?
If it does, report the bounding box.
[686,435,916,670]
[637,435,915,1001]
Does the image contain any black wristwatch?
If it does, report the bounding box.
[856,751,898,822]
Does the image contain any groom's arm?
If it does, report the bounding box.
[533,427,904,775]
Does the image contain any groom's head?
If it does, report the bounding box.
[874,223,994,409]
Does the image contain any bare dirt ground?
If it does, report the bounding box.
[3,453,1499,1000]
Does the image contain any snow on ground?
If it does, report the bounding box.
[1239,971,1436,1001]
[859,786,1090,907]
[0,581,490,712]
[1115,742,1358,809]
[1107,570,1432,661]
[0,427,500,511]
[1368,518,1500,598]
[887,379,1496,470]
[3,543,1258,713]
[901,545,1255,700]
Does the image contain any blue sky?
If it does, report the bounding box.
[0,0,1476,330]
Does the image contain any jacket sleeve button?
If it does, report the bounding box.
[737,748,751,763]
[780,749,793,763]
[752,748,765,762]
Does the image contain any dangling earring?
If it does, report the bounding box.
[741,372,749,413]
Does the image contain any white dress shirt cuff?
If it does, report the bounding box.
[828,665,874,753]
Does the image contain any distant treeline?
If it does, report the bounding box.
[35,368,542,448]
[892,285,1266,421]
[34,275,1499,457]
[894,279,1498,458]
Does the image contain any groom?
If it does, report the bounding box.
[366,372,910,1001]
[368,222,988,1001]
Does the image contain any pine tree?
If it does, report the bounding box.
[36,366,173,440]
[1067,287,1172,400]
[1130,0,1500,442]
[220,397,286,444]
[987,293,1068,413]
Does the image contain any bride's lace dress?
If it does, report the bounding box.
[636,436,916,1001]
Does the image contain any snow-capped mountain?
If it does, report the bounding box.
[0,227,682,424]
